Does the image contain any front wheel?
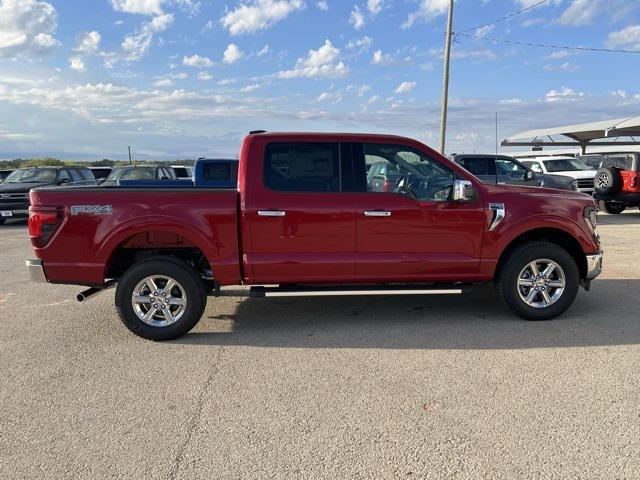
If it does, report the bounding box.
[603,202,626,215]
[495,242,580,321]
[115,257,207,340]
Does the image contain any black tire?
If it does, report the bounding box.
[495,241,580,321]
[594,167,622,195]
[0,218,5,225]
[603,202,626,215]
[115,256,207,341]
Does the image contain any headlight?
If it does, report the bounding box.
[571,180,578,191]
[584,206,598,235]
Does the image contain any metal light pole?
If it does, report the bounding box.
[128,146,132,165]
[439,0,454,154]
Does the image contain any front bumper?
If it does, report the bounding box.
[0,208,29,219]
[594,192,640,205]
[26,259,48,283]
[585,252,603,280]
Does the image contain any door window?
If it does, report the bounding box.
[461,158,489,176]
[495,158,527,179]
[363,143,454,202]
[264,143,340,192]
[526,161,543,173]
[68,169,83,182]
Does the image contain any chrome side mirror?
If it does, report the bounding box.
[453,179,474,201]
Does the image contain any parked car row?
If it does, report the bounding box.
[0,163,213,224]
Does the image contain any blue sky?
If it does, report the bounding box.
[0,0,639,160]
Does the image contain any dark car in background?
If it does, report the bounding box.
[100,165,176,186]
[0,169,13,183]
[0,166,97,224]
[89,167,112,183]
[452,154,577,191]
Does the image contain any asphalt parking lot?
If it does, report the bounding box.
[1,212,639,479]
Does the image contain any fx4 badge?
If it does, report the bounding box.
[70,205,113,216]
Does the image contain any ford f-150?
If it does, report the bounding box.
[26,132,603,340]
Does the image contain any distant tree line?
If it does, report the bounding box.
[0,158,196,169]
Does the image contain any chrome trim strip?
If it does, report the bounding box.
[585,252,603,280]
[26,259,47,283]
[264,289,462,297]
[488,203,505,232]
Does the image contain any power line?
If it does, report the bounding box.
[457,0,549,34]
[455,32,640,55]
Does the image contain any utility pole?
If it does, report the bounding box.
[439,0,454,155]
[128,146,132,165]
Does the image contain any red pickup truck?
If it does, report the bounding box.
[27,132,603,340]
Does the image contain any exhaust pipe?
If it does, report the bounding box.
[77,280,115,302]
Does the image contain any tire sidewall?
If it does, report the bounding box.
[115,257,206,341]
[499,243,580,321]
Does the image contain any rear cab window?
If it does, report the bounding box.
[264,143,341,192]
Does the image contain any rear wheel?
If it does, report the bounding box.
[0,218,5,225]
[603,202,626,214]
[115,257,207,340]
[495,242,580,321]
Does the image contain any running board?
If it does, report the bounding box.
[212,284,467,298]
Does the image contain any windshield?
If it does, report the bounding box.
[5,168,57,184]
[107,167,155,181]
[543,158,590,172]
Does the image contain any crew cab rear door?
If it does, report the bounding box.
[353,142,485,281]
[243,141,356,284]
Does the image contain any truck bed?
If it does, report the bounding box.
[30,187,241,287]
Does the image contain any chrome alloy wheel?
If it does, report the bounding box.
[132,275,187,327]
[517,259,566,309]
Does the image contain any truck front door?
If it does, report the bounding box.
[353,142,486,281]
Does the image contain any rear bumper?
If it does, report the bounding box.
[594,192,640,204]
[26,259,48,283]
[585,252,603,280]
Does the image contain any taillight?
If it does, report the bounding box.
[28,207,63,248]
[631,174,638,188]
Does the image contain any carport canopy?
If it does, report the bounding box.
[502,116,640,153]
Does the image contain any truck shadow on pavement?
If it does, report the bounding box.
[176,279,639,350]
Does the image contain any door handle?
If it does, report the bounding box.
[364,210,391,217]
[258,210,286,217]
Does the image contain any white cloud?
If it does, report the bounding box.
[0,0,59,58]
[257,44,270,57]
[371,49,393,65]
[610,89,627,99]
[316,1,328,10]
[346,36,373,53]
[606,25,640,50]
[183,54,214,68]
[557,0,600,26]
[240,84,260,92]
[499,98,523,105]
[69,57,85,72]
[475,24,494,37]
[110,0,164,15]
[543,61,580,72]
[544,86,585,102]
[74,31,101,54]
[547,50,572,59]
[277,39,349,78]
[223,43,243,64]
[402,0,449,30]
[349,5,365,30]
[197,71,214,80]
[120,13,173,61]
[367,0,384,15]
[154,78,174,87]
[220,0,305,36]
[395,81,416,94]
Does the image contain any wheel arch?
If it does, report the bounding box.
[494,227,588,280]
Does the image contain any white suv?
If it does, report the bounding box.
[518,156,597,195]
